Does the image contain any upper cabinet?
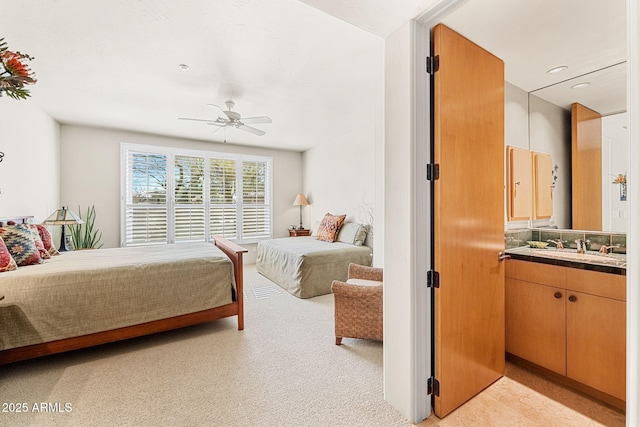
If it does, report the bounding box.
[507,146,553,221]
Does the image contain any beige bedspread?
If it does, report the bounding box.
[0,242,234,351]
[256,237,372,298]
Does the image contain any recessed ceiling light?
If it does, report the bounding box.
[178,64,190,71]
[571,82,590,89]
[547,66,568,74]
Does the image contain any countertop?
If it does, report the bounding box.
[505,246,626,275]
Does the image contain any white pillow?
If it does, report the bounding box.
[336,222,368,246]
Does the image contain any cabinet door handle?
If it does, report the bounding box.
[554,292,562,299]
[568,295,577,302]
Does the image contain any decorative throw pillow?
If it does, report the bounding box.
[0,236,17,272]
[336,222,369,246]
[316,213,346,242]
[28,224,51,259]
[35,224,59,256]
[0,224,43,266]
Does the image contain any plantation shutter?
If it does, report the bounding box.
[210,158,237,238]
[124,151,168,245]
[241,159,271,240]
[174,155,206,241]
[122,144,272,246]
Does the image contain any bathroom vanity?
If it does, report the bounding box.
[504,247,626,409]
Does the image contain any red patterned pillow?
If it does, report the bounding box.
[35,224,59,256]
[316,213,346,242]
[0,236,17,272]
[28,224,51,259]
[0,224,43,266]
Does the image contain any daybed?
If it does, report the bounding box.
[256,232,372,299]
[0,219,247,364]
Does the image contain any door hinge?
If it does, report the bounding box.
[426,55,440,74]
[427,377,440,396]
[427,163,440,181]
[427,270,440,288]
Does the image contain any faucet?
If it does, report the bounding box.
[575,239,589,254]
[599,244,620,254]
[547,239,564,249]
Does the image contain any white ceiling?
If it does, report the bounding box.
[1,0,628,152]
[440,0,627,114]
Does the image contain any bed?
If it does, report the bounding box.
[256,235,372,299]
[0,217,247,364]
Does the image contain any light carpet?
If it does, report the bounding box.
[0,265,626,426]
[0,265,409,427]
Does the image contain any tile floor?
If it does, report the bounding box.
[418,362,625,426]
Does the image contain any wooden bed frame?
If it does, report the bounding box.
[0,219,247,364]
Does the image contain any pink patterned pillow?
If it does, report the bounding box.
[35,224,59,256]
[28,224,51,259]
[0,224,43,266]
[0,236,17,272]
[316,213,346,242]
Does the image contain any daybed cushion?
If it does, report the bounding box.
[0,224,42,266]
[316,213,346,242]
[336,222,368,246]
[0,242,234,351]
[0,237,17,273]
[256,236,372,298]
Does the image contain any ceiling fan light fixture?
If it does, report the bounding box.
[178,63,190,71]
[571,82,590,89]
[546,65,568,74]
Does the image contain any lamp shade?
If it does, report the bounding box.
[42,207,84,252]
[43,207,84,225]
[292,194,309,206]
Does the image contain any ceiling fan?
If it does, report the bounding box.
[179,100,272,136]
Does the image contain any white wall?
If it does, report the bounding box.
[60,125,303,262]
[302,126,376,245]
[602,112,629,232]
[528,94,572,229]
[0,99,60,221]
[383,20,418,421]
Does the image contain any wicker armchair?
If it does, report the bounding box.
[331,263,383,345]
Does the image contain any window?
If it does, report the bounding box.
[121,144,272,246]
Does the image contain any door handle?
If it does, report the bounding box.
[498,251,511,261]
[568,295,577,302]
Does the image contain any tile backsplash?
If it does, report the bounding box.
[504,228,626,254]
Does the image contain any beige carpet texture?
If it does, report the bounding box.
[0,266,625,426]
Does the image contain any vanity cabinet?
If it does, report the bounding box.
[505,260,626,403]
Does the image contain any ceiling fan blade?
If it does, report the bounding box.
[206,104,227,120]
[206,122,226,127]
[179,117,217,123]
[241,116,272,124]
[238,124,266,136]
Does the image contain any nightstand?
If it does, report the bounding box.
[289,228,310,237]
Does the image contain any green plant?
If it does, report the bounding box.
[68,205,103,249]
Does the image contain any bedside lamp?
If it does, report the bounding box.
[43,207,84,252]
[292,194,309,230]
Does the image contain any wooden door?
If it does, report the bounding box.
[571,103,602,230]
[566,291,626,401]
[432,24,505,417]
[505,277,566,375]
[533,152,553,219]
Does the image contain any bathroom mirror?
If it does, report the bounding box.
[528,62,629,232]
[439,0,628,232]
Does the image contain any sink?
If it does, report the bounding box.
[531,249,620,264]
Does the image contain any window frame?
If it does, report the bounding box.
[120,143,273,246]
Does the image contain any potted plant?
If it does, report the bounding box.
[68,205,103,249]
